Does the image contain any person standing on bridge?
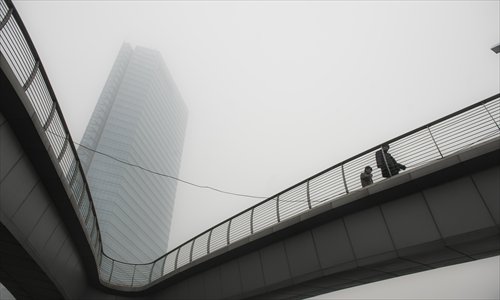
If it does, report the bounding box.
[360,166,373,187]
[375,143,406,178]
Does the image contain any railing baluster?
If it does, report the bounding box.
[226,219,232,245]
[93,227,99,253]
[84,202,92,224]
[341,164,349,194]
[427,125,443,158]
[108,260,114,283]
[174,248,181,270]
[207,229,213,254]
[57,137,69,162]
[189,240,195,263]
[42,102,57,130]
[130,265,136,287]
[97,250,102,271]
[77,187,85,208]
[0,7,13,32]
[89,221,96,244]
[161,255,167,276]
[250,208,254,234]
[276,196,280,223]
[306,180,312,209]
[69,163,79,187]
[148,261,156,283]
[22,60,38,91]
[483,103,500,131]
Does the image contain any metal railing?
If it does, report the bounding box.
[99,96,500,289]
[0,0,104,273]
[1,0,499,290]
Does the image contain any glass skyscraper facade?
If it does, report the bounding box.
[78,43,188,263]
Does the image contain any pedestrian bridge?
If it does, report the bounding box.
[1,0,499,299]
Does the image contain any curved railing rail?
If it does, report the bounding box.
[0,0,103,270]
[1,0,499,290]
[0,0,104,273]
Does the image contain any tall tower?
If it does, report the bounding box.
[78,43,188,263]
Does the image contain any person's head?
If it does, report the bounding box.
[381,143,390,152]
[364,166,372,174]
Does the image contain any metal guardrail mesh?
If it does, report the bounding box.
[0,0,104,281]
[1,0,499,289]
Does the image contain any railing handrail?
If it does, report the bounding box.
[1,0,104,269]
[145,92,500,262]
[98,93,500,269]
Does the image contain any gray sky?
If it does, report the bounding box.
[13,1,499,299]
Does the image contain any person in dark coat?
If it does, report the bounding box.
[375,144,406,178]
[360,166,373,187]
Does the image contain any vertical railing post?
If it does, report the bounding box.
[23,60,39,91]
[483,104,500,131]
[42,102,57,130]
[69,163,79,187]
[341,164,349,194]
[148,261,156,284]
[306,180,312,209]
[189,240,195,263]
[276,196,281,223]
[97,249,102,271]
[207,229,213,254]
[174,248,181,270]
[108,260,114,283]
[77,188,85,208]
[226,219,232,245]
[98,244,103,264]
[95,229,101,252]
[250,208,255,234]
[76,184,85,210]
[93,222,100,254]
[427,126,443,158]
[57,138,69,162]
[89,221,96,244]
[97,231,102,255]
[0,8,13,32]
[130,265,136,287]
[161,255,167,276]
[85,203,92,224]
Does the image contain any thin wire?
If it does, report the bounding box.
[45,130,268,199]
[78,142,269,199]
[45,129,344,203]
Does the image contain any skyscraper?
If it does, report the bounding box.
[78,43,188,263]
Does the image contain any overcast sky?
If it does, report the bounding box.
[12,0,499,299]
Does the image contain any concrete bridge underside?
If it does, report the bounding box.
[1,52,500,299]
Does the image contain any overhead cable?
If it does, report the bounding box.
[46,130,268,199]
[76,142,269,199]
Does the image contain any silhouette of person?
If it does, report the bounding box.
[360,166,373,187]
[375,143,406,178]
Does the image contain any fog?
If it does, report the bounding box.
[13,1,499,298]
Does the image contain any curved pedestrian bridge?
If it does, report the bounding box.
[1,0,499,298]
